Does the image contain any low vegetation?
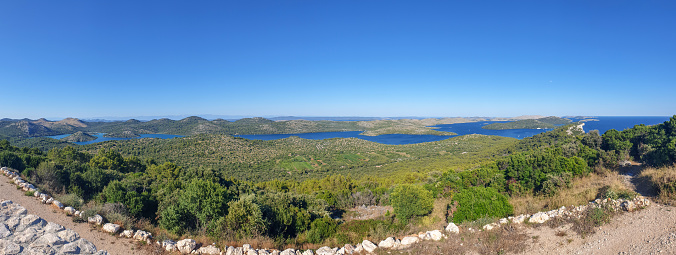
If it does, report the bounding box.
[1,115,675,250]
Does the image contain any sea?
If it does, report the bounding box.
[48,116,672,145]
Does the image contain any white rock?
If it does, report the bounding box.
[400,236,420,246]
[499,218,509,224]
[361,240,377,253]
[378,237,397,249]
[482,223,497,231]
[425,230,444,241]
[102,223,120,233]
[445,222,460,234]
[302,250,314,255]
[621,201,636,212]
[64,206,76,215]
[342,244,354,254]
[51,200,65,209]
[120,229,134,238]
[88,214,104,225]
[133,230,152,242]
[529,212,550,224]
[353,244,363,253]
[177,239,197,254]
[315,246,335,255]
[197,244,222,254]
[512,214,529,224]
[281,249,296,255]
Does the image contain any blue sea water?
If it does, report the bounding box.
[48,133,183,145]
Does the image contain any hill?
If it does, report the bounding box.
[0,116,476,139]
[83,133,516,181]
[60,131,97,142]
[482,116,571,130]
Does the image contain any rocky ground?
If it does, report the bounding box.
[0,200,108,254]
[0,177,145,255]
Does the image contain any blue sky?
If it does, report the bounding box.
[1,1,675,119]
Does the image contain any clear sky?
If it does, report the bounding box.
[1,1,675,119]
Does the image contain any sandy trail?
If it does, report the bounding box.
[0,179,150,255]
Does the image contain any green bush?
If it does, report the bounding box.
[389,184,433,221]
[307,217,338,243]
[451,187,513,223]
[224,195,267,238]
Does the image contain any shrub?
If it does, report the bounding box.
[389,184,433,221]
[224,195,267,238]
[54,193,84,209]
[307,217,338,244]
[451,187,513,223]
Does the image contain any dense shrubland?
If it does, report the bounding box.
[1,115,675,249]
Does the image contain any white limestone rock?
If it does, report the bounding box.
[400,236,420,246]
[361,240,377,253]
[133,230,152,242]
[197,244,222,254]
[529,212,550,224]
[177,239,197,254]
[88,214,104,225]
[102,223,120,234]
[63,207,76,216]
[378,237,397,249]
[445,222,460,234]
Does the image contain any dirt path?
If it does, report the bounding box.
[0,179,150,255]
[518,163,676,255]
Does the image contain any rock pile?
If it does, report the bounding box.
[0,200,108,254]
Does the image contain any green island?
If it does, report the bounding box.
[60,131,97,143]
[482,116,571,130]
[1,115,675,253]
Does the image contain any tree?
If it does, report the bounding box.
[389,184,433,221]
[159,179,233,234]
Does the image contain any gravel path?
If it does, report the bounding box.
[519,163,676,255]
[520,203,676,255]
[0,179,148,255]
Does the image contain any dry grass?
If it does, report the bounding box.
[420,197,452,229]
[639,165,676,204]
[511,172,627,215]
[405,224,527,255]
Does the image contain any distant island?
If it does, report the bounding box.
[103,131,139,138]
[482,116,572,130]
[60,131,97,142]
